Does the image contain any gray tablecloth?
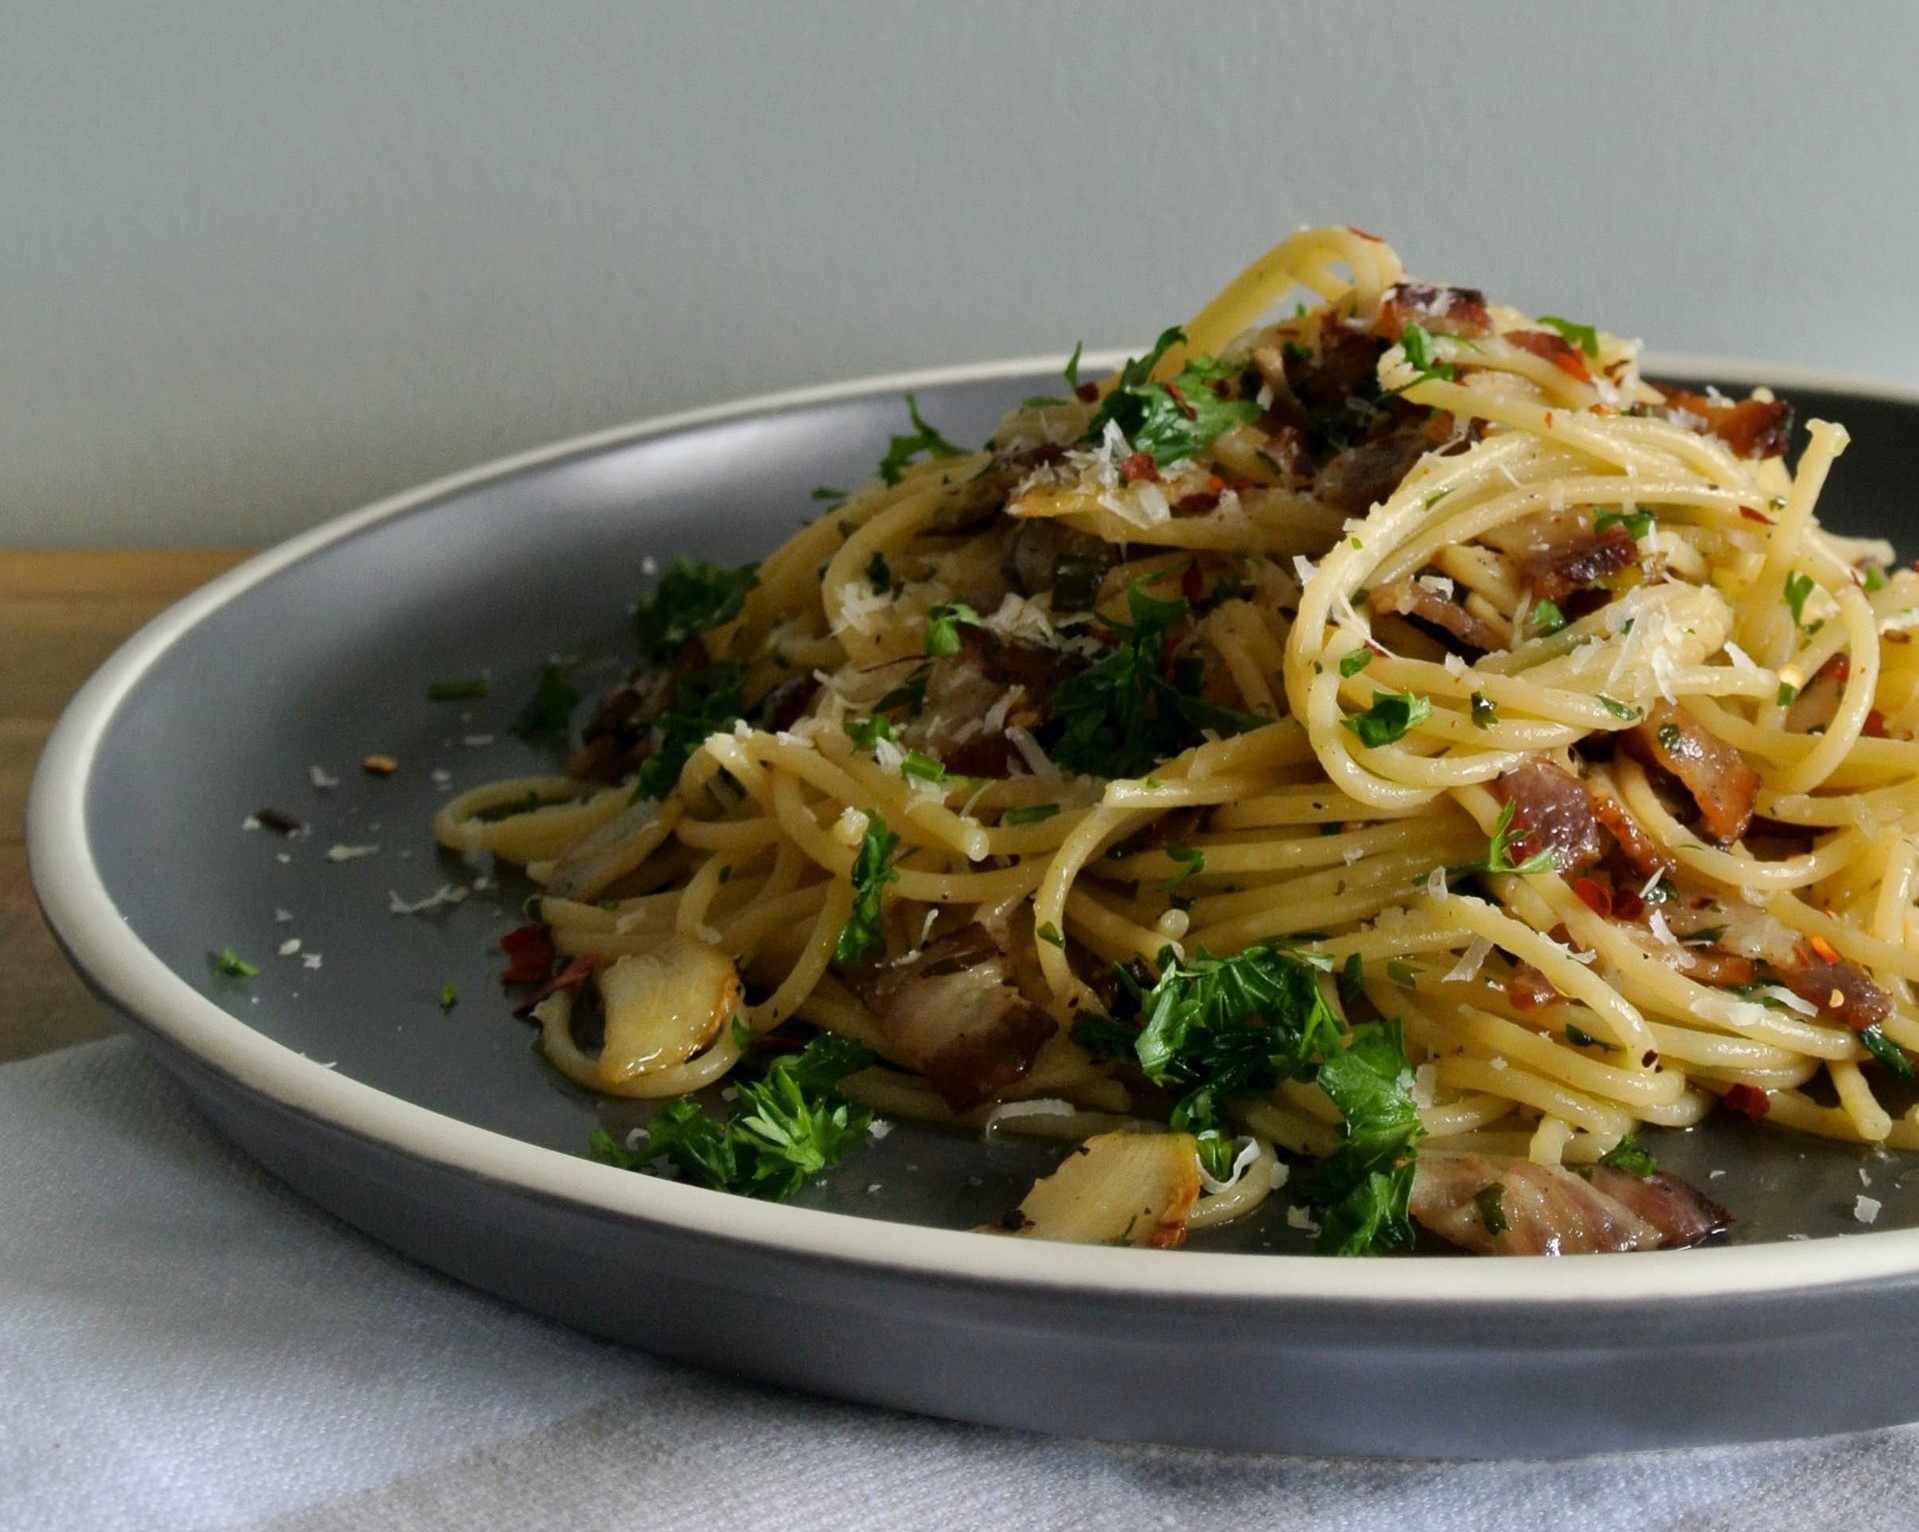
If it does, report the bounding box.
[4,1036,1912,1531]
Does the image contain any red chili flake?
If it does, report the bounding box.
[1207,475,1224,494]
[1075,381,1100,403]
[1723,1082,1770,1121]
[1572,877,1613,919]
[1865,709,1889,738]
[513,951,598,1016]
[1119,451,1159,484]
[1346,226,1385,243]
[1809,934,1843,965]
[1821,654,1849,685]
[1612,887,1645,922]
[1544,412,1555,428]
[499,924,556,986]
[1163,381,1198,420]
[1739,506,1776,525]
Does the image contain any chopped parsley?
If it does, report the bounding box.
[1863,564,1889,594]
[1475,799,1557,876]
[1385,959,1420,989]
[1538,315,1600,358]
[1003,802,1060,826]
[1858,1024,1916,1082]
[1564,1022,1615,1053]
[1530,599,1567,635]
[634,663,747,802]
[1047,580,1264,779]
[589,1034,875,1200]
[1784,570,1816,629]
[1341,689,1432,749]
[924,600,979,658]
[1594,508,1652,540]
[1339,648,1376,678]
[835,811,901,966]
[1063,341,1085,394]
[635,558,760,661]
[1159,843,1205,892]
[438,981,458,1011]
[1472,1182,1508,1236]
[1036,921,1065,948]
[1470,692,1497,729]
[509,662,580,742]
[878,393,965,485]
[1597,1132,1658,1177]
[1396,321,1456,387]
[1082,328,1260,467]
[1597,696,1643,722]
[899,750,947,784]
[212,947,258,978]
[1776,681,1799,708]
[1072,944,1422,1253]
[426,676,488,701]
[844,715,897,750]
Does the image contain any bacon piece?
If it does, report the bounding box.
[499,924,557,986]
[1318,433,1431,518]
[1505,961,1557,1011]
[1588,791,1671,881]
[855,924,1056,1111]
[1001,518,1117,603]
[1585,1167,1732,1247]
[1376,282,1492,341]
[571,661,681,782]
[902,628,1083,777]
[1514,525,1638,604]
[1676,950,1758,987]
[1491,760,1608,875]
[1368,579,1505,653]
[1723,1083,1771,1121]
[1410,1153,1728,1255]
[1652,386,1793,459]
[1626,701,1760,844]
[1507,328,1593,383]
[1783,950,1893,1033]
[513,951,597,1016]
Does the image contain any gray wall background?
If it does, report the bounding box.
[4,2,1914,546]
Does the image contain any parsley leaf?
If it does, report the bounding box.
[1530,599,1567,635]
[1474,799,1557,876]
[510,662,581,742]
[1858,1024,1916,1082]
[635,558,760,661]
[843,715,897,750]
[438,981,458,1011]
[1594,508,1652,540]
[1083,329,1260,467]
[925,600,979,658]
[212,947,258,978]
[1597,696,1643,722]
[1299,1020,1424,1256]
[1776,681,1799,707]
[1341,689,1432,749]
[878,393,966,485]
[1047,580,1264,779]
[1538,315,1600,358]
[595,1034,876,1201]
[1159,843,1205,892]
[1339,648,1375,678]
[1396,321,1456,386]
[835,811,901,966]
[634,663,747,802]
[1003,802,1060,826]
[1472,1182,1508,1235]
[1863,564,1889,594]
[1470,692,1497,729]
[1597,1132,1658,1177]
[1063,341,1085,393]
[1784,570,1816,629]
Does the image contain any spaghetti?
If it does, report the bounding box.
[437,226,1919,1255]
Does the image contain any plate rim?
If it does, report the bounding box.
[31,351,1919,1310]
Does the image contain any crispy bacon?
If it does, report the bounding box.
[1491,760,1608,875]
[1652,385,1793,459]
[902,627,1083,777]
[499,924,557,986]
[855,924,1056,1111]
[1514,525,1638,605]
[1318,433,1432,518]
[1001,518,1117,602]
[1507,328,1592,383]
[571,661,681,782]
[1376,282,1492,341]
[1368,579,1505,653]
[1588,791,1672,881]
[1626,701,1760,844]
[1505,961,1557,1011]
[1410,1153,1729,1255]
[1784,950,1893,1033]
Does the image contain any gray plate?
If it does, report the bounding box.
[30,356,1919,1458]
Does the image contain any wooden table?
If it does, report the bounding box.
[0,550,251,1060]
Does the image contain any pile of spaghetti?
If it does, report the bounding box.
[436,226,1919,1256]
